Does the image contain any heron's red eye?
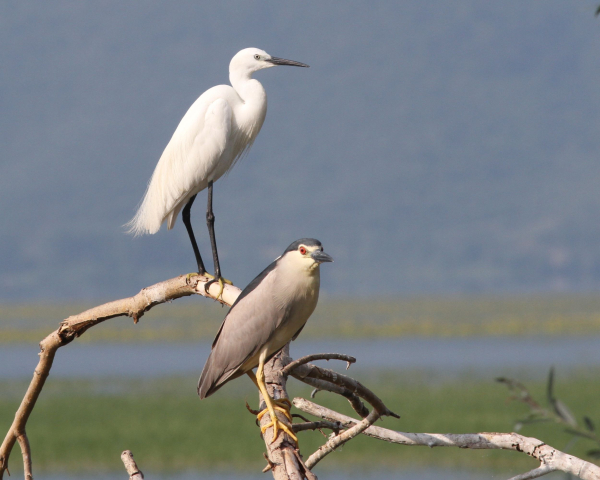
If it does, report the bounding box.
[299,246,307,255]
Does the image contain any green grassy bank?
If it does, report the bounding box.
[3,294,600,344]
[1,371,599,475]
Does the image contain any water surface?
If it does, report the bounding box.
[2,336,599,379]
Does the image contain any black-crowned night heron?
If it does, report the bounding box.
[198,238,333,442]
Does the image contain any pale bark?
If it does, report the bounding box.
[0,274,240,480]
[2,273,599,480]
[293,398,600,480]
[260,347,315,480]
[121,450,144,480]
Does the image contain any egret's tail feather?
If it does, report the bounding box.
[124,188,165,236]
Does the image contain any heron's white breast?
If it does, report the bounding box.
[263,265,320,357]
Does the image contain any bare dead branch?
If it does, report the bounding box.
[281,353,356,376]
[0,274,241,480]
[5,271,599,480]
[260,347,314,480]
[16,434,32,480]
[292,421,342,434]
[294,398,600,480]
[289,361,399,419]
[508,465,556,480]
[306,409,380,469]
[294,374,370,418]
[121,450,144,480]
[286,356,396,469]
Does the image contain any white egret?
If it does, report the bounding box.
[127,48,309,295]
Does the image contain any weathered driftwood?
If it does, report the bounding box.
[2,272,600,480]
[0,274,241,480]
[282,354,398,470]
[293,398,600,480]
[260,347,316,480]
[121,450,144,480]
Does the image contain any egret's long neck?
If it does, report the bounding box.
[229,70,267,136]
[230,71,266,105]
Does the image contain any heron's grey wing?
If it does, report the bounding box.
[198,268,283,398]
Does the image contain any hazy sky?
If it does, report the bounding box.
[1,1,600,300]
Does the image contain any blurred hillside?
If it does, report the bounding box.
[1,1,600,300]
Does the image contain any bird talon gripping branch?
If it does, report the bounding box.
[257,404,293,422]
[260,417,299,445]
[203,276,231,301]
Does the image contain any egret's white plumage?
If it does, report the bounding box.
[126,48,308,292]
[127,47,308,236]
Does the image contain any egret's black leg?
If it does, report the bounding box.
[204,181,232,298]
[205,181,223,280]
[182,194,207,275]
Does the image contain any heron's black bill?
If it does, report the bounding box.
[268,56,309,68]
[311,251,333,263]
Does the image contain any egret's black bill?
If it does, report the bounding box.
[311,251,333,263]
[268,57,309,68]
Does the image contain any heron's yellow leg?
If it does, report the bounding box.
[247,371,292,420]
[253,358,298,444]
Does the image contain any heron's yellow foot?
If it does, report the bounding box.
[273,398,293,421]
[204,275,233,301]
[258,408,298,445]
[257,403,292,422]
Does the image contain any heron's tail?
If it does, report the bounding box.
[198,355,216,399]
[198,353,239,399]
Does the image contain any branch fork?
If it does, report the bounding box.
[3,273,600,480]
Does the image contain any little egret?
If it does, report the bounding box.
[127,48,309,295]
[198,238,333,443]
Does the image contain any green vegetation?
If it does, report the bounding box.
[1,371,599,476]
[3,294,600,344]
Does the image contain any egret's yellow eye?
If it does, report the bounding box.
[299,246,307,255]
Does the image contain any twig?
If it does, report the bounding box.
[294,374,369,418]
[508,465,556,480]
[498,369,600,450]
[121,450,144,480]
[497,377,544,411]
[294,398,600,480]
[16,434,32,480]
[289,361,399,419]
[288,358,396,469]
[305,409,380,469]
[281,354,356,377]
[292,421,342,434]
[0,274,240,480]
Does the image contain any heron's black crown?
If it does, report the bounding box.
[283,238,322,254]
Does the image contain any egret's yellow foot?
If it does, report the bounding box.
[204,276,233,301]
[186,271,214,281]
